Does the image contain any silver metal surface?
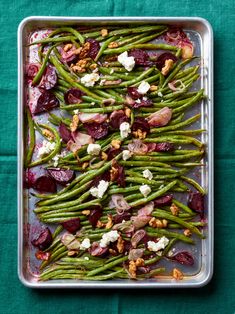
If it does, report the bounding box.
[18,16,214,288]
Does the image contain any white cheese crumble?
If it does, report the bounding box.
[87,143,101,156]
[80,238,91,250]
[147,236,169,252]
[84,256,90,260]
[139,184,151,197]
[90,180,109,199]
[117,51,135,72]
[37,140,56,158]
[137,81,150,94]
[52,155,60,167]
[91,102,95,106]
[110,69,114,74]
[143,169,153,181]
[122,150,132,161]
[120,122,131,139]
[81,73,100,87]
[100,230,119,248]
[157,91,163,97]
[73,109,79,115]
[100,79,106,86]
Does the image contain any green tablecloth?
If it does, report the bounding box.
[1,0,235,313]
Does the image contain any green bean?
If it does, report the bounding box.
[25,107,35,167]
[103,43,177,55]
[146,228,194,244]
[87,256,128,277]
[28,36,77,46]
[180,175,205,194]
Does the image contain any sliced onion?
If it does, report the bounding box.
[113,220,135,234]
[89,158,105,169]
[71,131,93,146]
[131,215,151,229]
[109,194,131,214]
[147,107,172,127]
[131,229,146,248]
[128,139,148,155]
[138,202,154,216]
[125,95,135,106]
[79,113,107,123]
[102,98,116,106]
[128,248,144,261]
[168,80,186,92]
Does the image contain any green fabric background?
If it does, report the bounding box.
[0,0,234,313]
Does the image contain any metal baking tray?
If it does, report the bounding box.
[18,16,214,288]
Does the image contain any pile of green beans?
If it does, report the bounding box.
[24,23,207,282]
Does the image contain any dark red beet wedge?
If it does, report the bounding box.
[26,63,39,80]
[107,147,122,161]
[154,194,173,207]
[62,218,81,233]
[109,110,128,129]
[34,91,59,114]
[31,227,53,250]
[155,142,175,152]
[188,191,204,216]
[86,38,100,59]
[132,117,150,134]
[113,212,131,224]
[89,207,103,228]
[169,251,194,266]
[155,52,178,71]
[127,87,142,100]
[39,66,57,90]
[133,98,153,109]
[33,175,57,193]
[129,49,152,66]
[64,88,84,104]
[84,122,109,139]
[47,168,75,185]
[59,123,72,143]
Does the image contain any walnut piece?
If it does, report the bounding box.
[111,139,121,149]
[149,217,168,228]
[125,107,131,118]
[183,229,192,237]
[105,215,113,229]
[101,29,108,37]
[170,203,180,216]
[132,129,147,140]
[101,152,108,161]
[63,43,73,52]
[79,42,91,59]
[70,114,79,132]
[82,210,90,216]
[82,162,89,170]
[172,268,184,280]
[161,59,174,76]
[150,85,158,92]
[129,261,137,279]
[90,63,98,71]
[42,129,55,141]
[135,258,145,267]
[110,166,119,181]
[71,65,86,73]
[108,41,119,49]
[117,236,125,253]
[96,220,105,228]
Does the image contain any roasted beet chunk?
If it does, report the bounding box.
[129,49,152,66]
[132,117,150,134]
[33,175,57,193]
[113,212,131,224]
[89,242,109,257]
[89,207,103,228]
[62,218,81,233]
[127,87,142,100]
[84,122,109,139]
[154,194,173,207]
[155,52,178,71]
[47,168,75,185]
[38,66,57,90]
[26,63,39,80]
[188,191,204,216]
[86,38,100,60]
[133,98,153,109]
[31,227,53,250]
[169,251,194,266]
[111,160,125,187]
[155,142,175,152]
[91,172,110,187]
[34,91,59,114]
[64,88,84,104]
[107,147,122,161]
[109,110,128,129]
[59,123,72,143]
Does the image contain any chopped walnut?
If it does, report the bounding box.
[103,79,122,86]
[82,210,90,216]
[82,162,89,170]
[109,248,117,255]
[63,43,73,52]
[184,229,192,237]
[170,203,180,216]
[150,85,158,92]
[79,42,91,59]
[73,47,83,55]
[135,258,145,267]
[101,152,108,161]
[70,114,79,132]
[129,260,137,279]
[110,166,119,181]
[132,129,147,140]
[149,217,168,228]
[172,268,184,280]
[105,215,113,229]
[76,59,89,69]
[117,236,125,253]
[96,220,105,228]
[161,59,174,76]
[101,28,108,37]
[125,107,131,118]
[111,139,121,149]
[67,250,78,257]
[90,63,98,70]
[105,55,118,62]
[108,41,119,49]
[71,65,86,73]
[42,129,54,141]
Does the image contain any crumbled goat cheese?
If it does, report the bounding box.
[100,230,119,248]
[37,140,56,158]
[52,155,60,167]
[84,256,89,260]
[137,81,150,94]
[143,169,153,181]
[117,51,135,71]
[147,237,169,252]
[90,180,109,198]
[100,79,106,86]
[81,73,100,87]
[73,109,79,114]
[80,238,91,250]
[87,143,101,156]
[120,122,131,139]
[139,184,151,197]
[122,150,132,161]
[157,91,163,97]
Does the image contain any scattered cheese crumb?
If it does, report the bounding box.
[84,256,89,260]
[147,236,169,252]
[37,140,56,158]
[52,155,59,167]
[139,184,151,197]
[122,150,132,161]
[81,73,100,87]
[117,51,135,71]
[80,238,91,250]
[100,230,119,248]
[158,91,163,97]
[143,169,153,180]
[73,109,79,115]
[137,81,150,94]
[90,180,109,198]
[87,143,101,156]
[120,122,131,139]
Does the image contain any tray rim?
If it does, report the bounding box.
[17,16,214,288]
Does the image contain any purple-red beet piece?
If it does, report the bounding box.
[34,91,59,114]
[84,122,109,139]
[111,160,125,187]
[33,175,57,193]
[47,168,75,185]
[91,172,110,187]
[129,49,152,66]
[154,194,173,207]
[31,227,53,250]
[170,251,194,266]
[64,88,84,104]
[132,117,150,134]
[155,142,175,152]
[39,66,57,90]
[26,63,39,79]
[109,110,128,129]
[127,87,142,100]
[61,218,81,233]
[89,242,109,257]
[133,98,153,109]
[107,147,122,161]
[89,208,103,228]
[59,123,72,143]
[113,212,131,224]
[86,38,100,59]
[188,191,204,216]
[155,52,178,71]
